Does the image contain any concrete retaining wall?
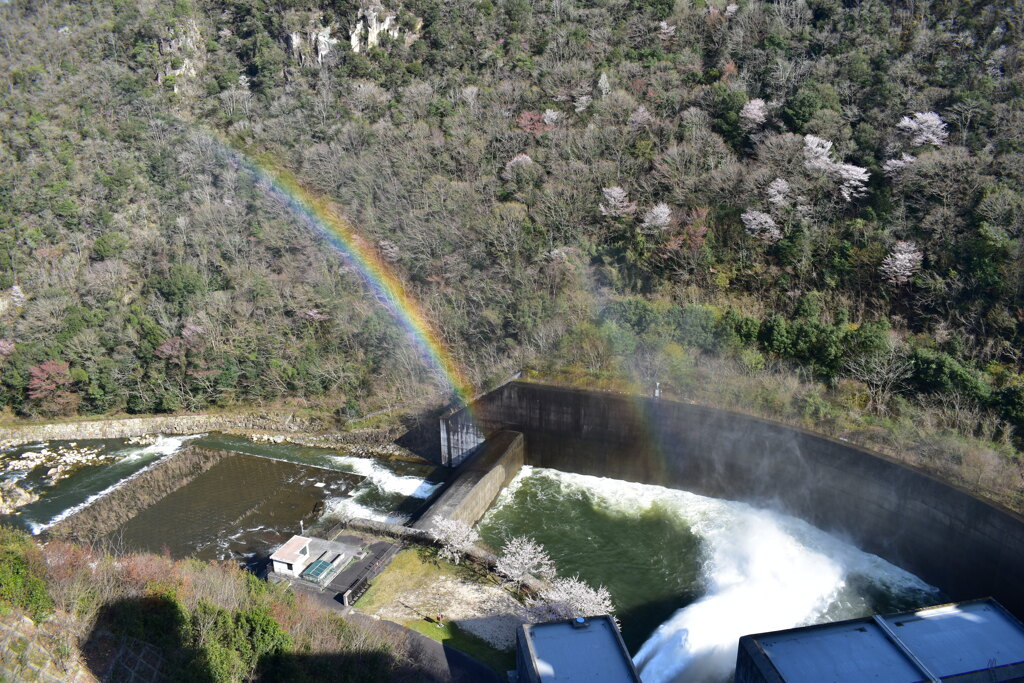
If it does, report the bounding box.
[416,431,525,530]
[46,446,234,544]
[447,381,1024,617]
[0,413,325,449]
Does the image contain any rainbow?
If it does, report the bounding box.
[214,139,473,404]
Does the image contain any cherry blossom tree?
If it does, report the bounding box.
[835,162,870,201]
[880,241,923,285]
[431,519,478,565]
[502,153,534,180]
[741,210,783,244]
[896,112,948,147]
[28,360,79,416]
[882,153,917,178]
[600,186,637,217]
[542,109,563,126]
[639,203,672,233]
[495,536,556,589]
[803,135,869,202]
[765,178,791,207]
[532,576,615,620]
[0,339,13,359]
[629,105,655,129]
[740,98,768,129]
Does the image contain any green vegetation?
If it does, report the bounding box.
[0,527,52,622]
[0,527,404,682]
[0,0,1022,511]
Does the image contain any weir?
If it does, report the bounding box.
[441,381,1024,618]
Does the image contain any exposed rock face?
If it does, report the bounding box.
[349,2,419,54]
[0,480,38,515]
[289,17,339,66]
[157,19,204,93]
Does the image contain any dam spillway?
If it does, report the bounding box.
[477,466,940,682]
[444,381,1024,619]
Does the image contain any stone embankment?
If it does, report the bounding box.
[46,446,234,545]
[0,412,327,450]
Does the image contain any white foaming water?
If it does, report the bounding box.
[34,434,202,533]
[119,434,202,461]
[324,496,411,525]
[488,467,937,683]
[329,454,441,499]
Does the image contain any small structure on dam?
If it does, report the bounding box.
[735,598,1024,682]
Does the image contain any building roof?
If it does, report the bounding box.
[269,535,311,565]
[519,615,640,682]
[738,599,1024,682]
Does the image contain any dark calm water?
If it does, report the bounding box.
[476,467,942,682]
[111,453,357,562]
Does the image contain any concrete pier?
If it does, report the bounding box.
[416,430,524,530]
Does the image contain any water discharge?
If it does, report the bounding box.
[477,466,939,683]
[324,454,443,524]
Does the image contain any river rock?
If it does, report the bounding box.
[0,480,39,514]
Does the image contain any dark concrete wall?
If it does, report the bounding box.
[416,431,525,530]
[447,382,1024,617]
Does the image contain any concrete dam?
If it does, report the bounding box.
[438,381,1024,619]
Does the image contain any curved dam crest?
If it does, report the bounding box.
[443,381,1024,617]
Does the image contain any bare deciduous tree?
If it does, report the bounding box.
[845,342,913,413]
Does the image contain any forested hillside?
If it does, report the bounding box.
[1,0,1023,481]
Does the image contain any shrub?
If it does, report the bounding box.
[0,527,52,622]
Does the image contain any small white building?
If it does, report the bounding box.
[270,535,312,576]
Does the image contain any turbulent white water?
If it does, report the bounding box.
[328,454,441,498]
[325,454,442,524]
[120,434,203,461]
[32,434,202,533]
[489,467,938,683]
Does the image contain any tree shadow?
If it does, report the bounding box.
[80,596,498,682]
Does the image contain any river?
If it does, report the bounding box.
[1,433,444,561]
